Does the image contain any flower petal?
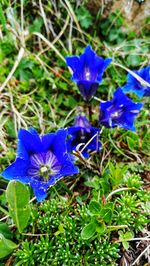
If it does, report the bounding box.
[74,114,91,130]
[51,129,68,162]
[17,139,29,160]
[123,66,150,98]
[77,81,99,101]
[59,153,79,177]
[30,180,48,202]
[18,128,43,154]
[99,88,143,131]
[41,132,56,152]
[1,158,30,183]
[65,55,80,76]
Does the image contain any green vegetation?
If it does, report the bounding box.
[0,1,149,265]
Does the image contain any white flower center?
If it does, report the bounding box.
[40,165,48,173]
[84,67,91,80]
[111,111,119,118]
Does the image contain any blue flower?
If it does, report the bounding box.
[67,114,101,158]
[66,45,112,101]
[123,66,150,97]
[99,88,143,131]
[1,128,79,202]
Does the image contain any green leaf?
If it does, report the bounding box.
[100,208,113,223]
[96,222,105,235]
[29,17,43,33]
[0,4,6,31]
[76,7,93,29]
[127,136,136,151]
[89,200,101,215]
[0,223,12,239]
[84,176,100,190]
[6,181,31,233]
[109,162,115,176]
[75,195,83,205]
[0,233,17,259]
[118,230,134,250]
[126,54,142,67]
[142,131,150,155]
[63,96,77,108]
[108,162,128,187]
[15,58,34,81]
[81,222,96,240]
[122,240,129,250]
[124,231,134,240]
[92,176,101,190]
[55,223,65,236]
[104,202,113,210]
[5,119,16,138]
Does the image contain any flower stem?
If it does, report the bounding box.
[88,102,92,121]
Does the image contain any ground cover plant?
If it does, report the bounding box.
[0,1,150,265]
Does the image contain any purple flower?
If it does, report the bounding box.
[67,114,100,158]
[123,66,150,97]
[1,128,79,202]
[66,45,112,101]
[99,88,143,131]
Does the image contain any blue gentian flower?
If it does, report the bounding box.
[66,45,112,101]
[1,128,79,202]
[99,88,143,131]
[67,114,100,158]
[123,66,150,97]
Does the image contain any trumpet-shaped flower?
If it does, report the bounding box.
[67,114,100,158]
[1,128,79,202]
[99,88,143,131]
[66,45,112,101]
[123,66,150,97]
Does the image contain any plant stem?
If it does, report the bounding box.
[116,237,150,243]
[106,187,137,200]
[88,102,92,121]
[107,225,128,230]
[0,215,9,222]
[0,206,9,216]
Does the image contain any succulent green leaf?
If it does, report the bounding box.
[89,200,101,215]
[0,233,17,259]
[0,223,12,239]
[6,181,31,233]
[96,222,105,235]
[100,208,113,223]
[81,222,96,240]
